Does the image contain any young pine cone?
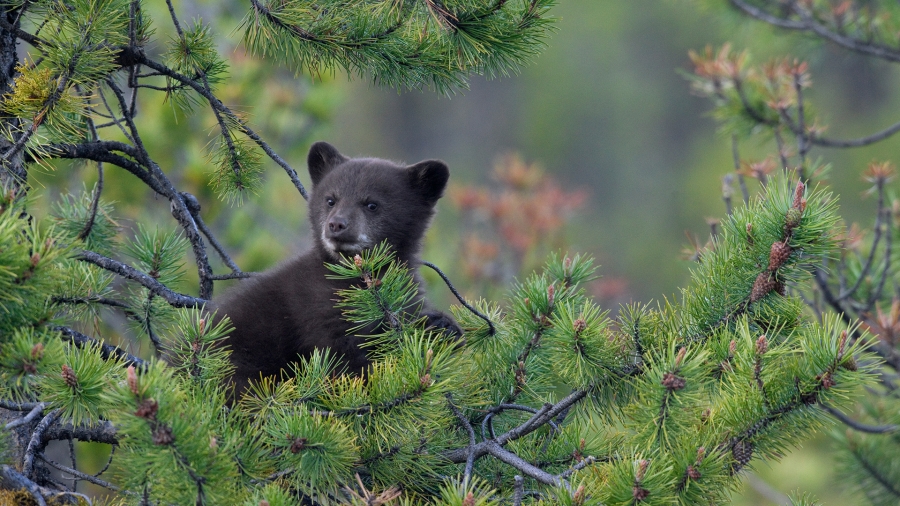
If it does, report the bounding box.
[768,241,791,270]
[751,272,776,302]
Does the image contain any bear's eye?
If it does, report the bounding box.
[326,198,335,207]
[366,202,378,211]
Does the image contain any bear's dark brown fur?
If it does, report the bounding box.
[211,142,461,395]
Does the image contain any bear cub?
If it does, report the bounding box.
[212,141,462,395]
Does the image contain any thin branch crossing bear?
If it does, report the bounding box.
[212,141,462,395]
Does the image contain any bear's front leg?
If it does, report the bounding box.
[421,309,464,340]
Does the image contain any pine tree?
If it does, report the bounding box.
[687,1,900,503]
[0,0,882,504]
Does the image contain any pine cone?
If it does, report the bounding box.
[768,241,791,270]
[751,272,775,302]
[686,465,701,480]
[784,207,802,233]
[289,436,307,453]
[127,365,139,396]
[135,398,158,420]
[152,424,174,446]
[661,372,686,390]
[30,343,44,361]
[632,486,650,502]
[731,440,753,473]
[61,364,77,389]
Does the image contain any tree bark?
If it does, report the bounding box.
[0,2,25,190]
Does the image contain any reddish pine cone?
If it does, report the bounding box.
[768,241,791,270]
[61,364,77,389]
[152,424,174,446]
[686,465,701,480]
[751,272,775,302]
[632,486,650,502]
[662,372,686,390]
[135,398,158,420]
[792,180,805,209]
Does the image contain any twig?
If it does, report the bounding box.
[76,249,207,308]
[180,192,244,275]
[773,127,790,177]
[422,261,496,335]
[104,77,215,299]
[77,110,105,241]
[512,475,524,506]
[865,206,893,314]
[444,389,587,464]
[0,400,41,411]
[745,473,790,506]
[37,454,127,492]
[97,86,134,142]
[94,444,116,478]
[792,71,809,174]
[839,182,886,301]
[447,394,476,484]
[820,403,898,434]
[809,119,900,148]
[557,456,596,479]
[135,57,309,200]
[483,440,561,487]
[731,135,749,204]
[23,409,61,478]
[4,402,45,430]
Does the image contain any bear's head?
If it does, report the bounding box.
[306,141,449,262]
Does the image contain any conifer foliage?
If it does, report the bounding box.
[689,1,900,502]
[0,0,879,504]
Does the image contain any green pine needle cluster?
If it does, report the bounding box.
[240,0,557,93]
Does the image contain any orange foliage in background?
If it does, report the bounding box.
[449,153,587,287]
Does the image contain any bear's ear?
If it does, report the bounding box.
[407,160,450,205]
[308,141,348,186]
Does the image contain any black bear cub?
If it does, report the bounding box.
[212,141,461,395]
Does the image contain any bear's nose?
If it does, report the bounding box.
[328,216,348,234]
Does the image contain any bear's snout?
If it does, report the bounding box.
[327,215,349,235]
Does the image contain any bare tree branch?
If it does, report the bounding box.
[23,409,60,479]
[52,325,147,369]
[76,249,207,308]
[820,403,899,434]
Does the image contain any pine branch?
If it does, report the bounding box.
[36,453,127,493]
[820,403,899,434]
[4,403,45,430]
[52,325,147,369]
[729,0,900,63]
[42,419,118,446]
[443,389,587,463]
[22,409,60,479]
[76,249,207,308]
[28,141,166,196]
[135,56,309,200]
[103,78,216,299]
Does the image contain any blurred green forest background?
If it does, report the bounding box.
[23,0,900,503]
